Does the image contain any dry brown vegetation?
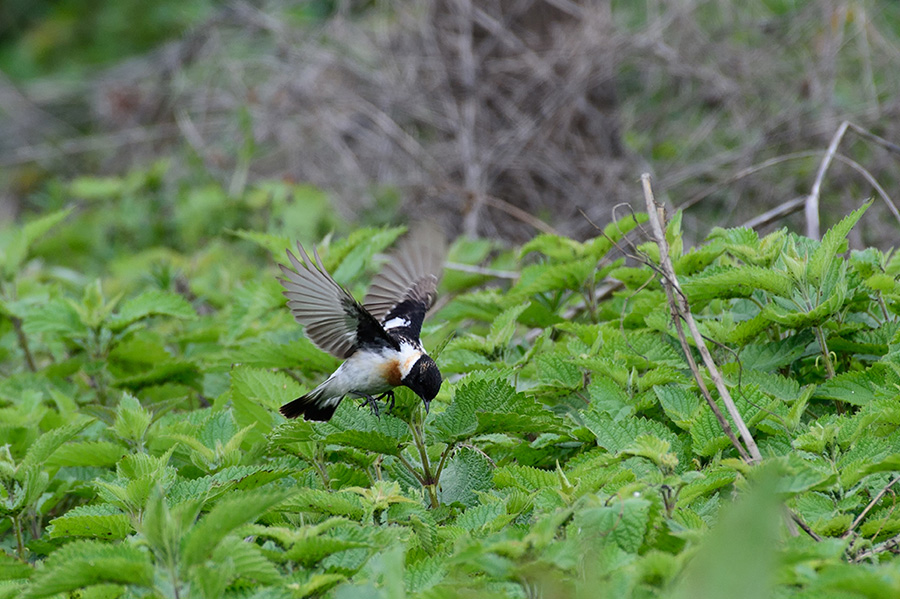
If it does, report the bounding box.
[2,0,900,243]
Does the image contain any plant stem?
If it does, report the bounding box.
[434,443,455,486]
[409,412,438,508]
[313,444,330,488]
[13,514,25,559]
[11,316,36,372]
[814,326,835,379]
[397,454,425,485]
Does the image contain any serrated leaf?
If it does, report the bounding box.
[23,540,152,599]
[286,489,366,519]
[108,290,196,330]
[20,420,91,471]
[316,401,411,456]
[181,488,292,568]
[438,448,493,507]
[405,555,448,593]
[2,208,72,278]
[682,266,792,302]
[494,464,557,491]
[48,505,131,539]
[285,537,369,566]
[655,385,701,430]
[22,298,87,339]
[211,536,280,584]
[690,409,732,457]
[0,552,31,580]
[486,304,528,349]
[330,227,406,284]
[429,373,555,443]
[814,369,889,405]
[582,409,679,455]
[574,498,650,553]
[231,366,304,443]
[535,353,582,389]
[670,468,781,599]
[113,394,151,444]
[230,229,294,257]
[454,501,507,531]
[738,333,812,371]
[808,200,872,284]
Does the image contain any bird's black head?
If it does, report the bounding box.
[403,354,442,409]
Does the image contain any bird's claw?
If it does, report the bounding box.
[356,393,381,417]
[355,391,397,417]
[378,391,396,414]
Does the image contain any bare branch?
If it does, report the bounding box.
[845,475,900,539]
[805,120,850,240]
[641,173,762,463]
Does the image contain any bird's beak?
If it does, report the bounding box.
[423,399,431,414]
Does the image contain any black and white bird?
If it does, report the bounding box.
[277,230,445,421]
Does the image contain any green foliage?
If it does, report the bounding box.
[1,191,899,598]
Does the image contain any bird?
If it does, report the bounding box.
[276,228,445,421]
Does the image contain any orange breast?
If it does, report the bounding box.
[381,359,403,387]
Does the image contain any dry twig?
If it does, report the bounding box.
[641,174,762,463]
[845,475,900,539]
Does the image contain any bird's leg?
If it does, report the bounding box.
[373,390,396,414]
[354,392,381,417]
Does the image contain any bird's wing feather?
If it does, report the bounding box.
[279,242,397,358]
[364,225,446,338]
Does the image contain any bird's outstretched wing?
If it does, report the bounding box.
[278,243,398,359]
[364,225,446,340]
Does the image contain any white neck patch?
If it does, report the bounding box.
[397,341,423,379]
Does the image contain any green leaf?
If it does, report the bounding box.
[486,304,528,350]
[690,409,732,457]
[181,488,293,568]
[0,552,31,580]
[738,333,812,371]
[230,366,304,443]
[229,229,294,257]
[23,540,152,599]
[520,234,583,260]
[20,420,91,471]
[286,489,366,519]
[574,497,651,553]
[48,505,131,539]
[494,464,557,492]
[682,266,792,302]
[2,207,73,278]
[438,448,493,507]
[535,352,582,389]
[655,385,701,430]
[430,372,556,443]
[670,466,782,599]
[108,290,196,330]
[22,298,88,340]
[211,535,280,584]
[330,226,406,284]
[808,200,872,284]
[814,368,890,405]
[582,409,680,455]
[318,404,411,456]
[112,394,151,445]
[285,537,369,566]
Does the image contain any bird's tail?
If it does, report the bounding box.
[279,383,341,421]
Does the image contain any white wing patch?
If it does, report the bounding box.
[383,316,411,331]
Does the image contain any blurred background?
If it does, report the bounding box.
[1,0,899,246]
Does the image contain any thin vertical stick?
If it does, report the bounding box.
[806,120,850,240]
[641,174,762,463]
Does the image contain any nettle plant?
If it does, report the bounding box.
[3,196,900,598]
